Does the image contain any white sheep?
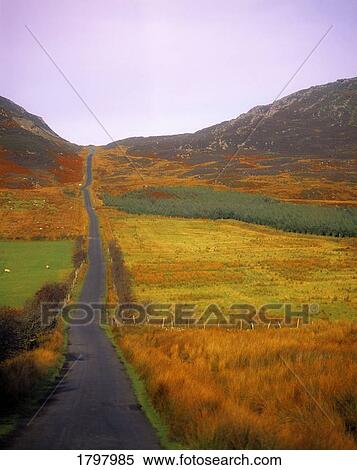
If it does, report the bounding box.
[4,268,10,273]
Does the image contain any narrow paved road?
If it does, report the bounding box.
[9,151,160,450]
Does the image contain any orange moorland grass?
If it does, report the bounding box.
[92,146,202,197]
[93,146,357,205]
[52,153,84,184]
[113,322,357,449]
[0,185,87,239]
[0,321,65,407]
[0,147,87,240]
[0,146,85,188]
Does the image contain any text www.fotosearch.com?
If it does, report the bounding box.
[142,453,282,467]
[77,453,282,467]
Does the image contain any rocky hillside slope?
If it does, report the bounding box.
[0,97,81,187]
[109,77,357,163]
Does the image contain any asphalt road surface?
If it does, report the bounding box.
[9,151,160,450]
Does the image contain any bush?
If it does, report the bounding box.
[0,308,24,361]
[108,241,132,302]
[21,282,69,350]
[72,236,86,268]
[0,282,69,363]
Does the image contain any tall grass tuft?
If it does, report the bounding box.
[0,322,65,409]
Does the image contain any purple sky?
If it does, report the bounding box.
[0,0,356,145]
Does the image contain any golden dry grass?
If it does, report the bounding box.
[0,322,65,407]
[114,322,357,449]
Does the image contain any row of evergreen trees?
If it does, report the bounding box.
[103,186,357,237]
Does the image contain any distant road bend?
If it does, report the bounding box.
[9,150,160,450]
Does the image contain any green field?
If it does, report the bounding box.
[0,240,74,307]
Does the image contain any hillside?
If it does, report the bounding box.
[105,78,357,188]
[0,97,81,188]
[1,77,356,192]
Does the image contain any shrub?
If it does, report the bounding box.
[0,308,24,361]
[21,282,69,350]
[0,282,68,362]
[72,236,87,268]
[108,241,132,302]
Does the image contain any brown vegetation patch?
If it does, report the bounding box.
[132,267,242,286]
[52,153,84,184]
[0,148,33,178]
[0,118,19,129]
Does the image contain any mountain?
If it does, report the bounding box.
[1,77,356,189]
[108,77,357,164]
[0,97,81,188]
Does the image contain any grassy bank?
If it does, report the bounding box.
[103,186,357,237]
[115,323,357,449]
